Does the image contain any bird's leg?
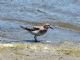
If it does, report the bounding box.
[34,35,38,42]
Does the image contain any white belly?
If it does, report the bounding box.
[30,30,47,36]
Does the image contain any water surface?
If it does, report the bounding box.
[0,0,80,43]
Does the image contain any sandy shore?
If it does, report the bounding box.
[0,41,80,60]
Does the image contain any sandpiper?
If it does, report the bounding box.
[20,23,53,42]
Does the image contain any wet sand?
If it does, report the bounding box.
[0,41,80,60]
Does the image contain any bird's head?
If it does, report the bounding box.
[43,23,53,29]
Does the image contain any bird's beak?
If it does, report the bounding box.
[50,26,53,29]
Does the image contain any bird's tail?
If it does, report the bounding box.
[20,26,31,31]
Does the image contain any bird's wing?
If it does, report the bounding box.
[33,27,39,30]
[33,26,44,30]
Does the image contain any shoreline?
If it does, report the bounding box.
[0,41,80,60]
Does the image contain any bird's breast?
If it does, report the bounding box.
[37,30,47,36]
[39,30,47,34]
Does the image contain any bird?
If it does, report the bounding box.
[20,23,53,42]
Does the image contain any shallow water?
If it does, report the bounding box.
[0,0,80,43]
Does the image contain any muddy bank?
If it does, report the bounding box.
[0,42,80,60]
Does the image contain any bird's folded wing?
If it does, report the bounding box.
[33,26,44,30]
